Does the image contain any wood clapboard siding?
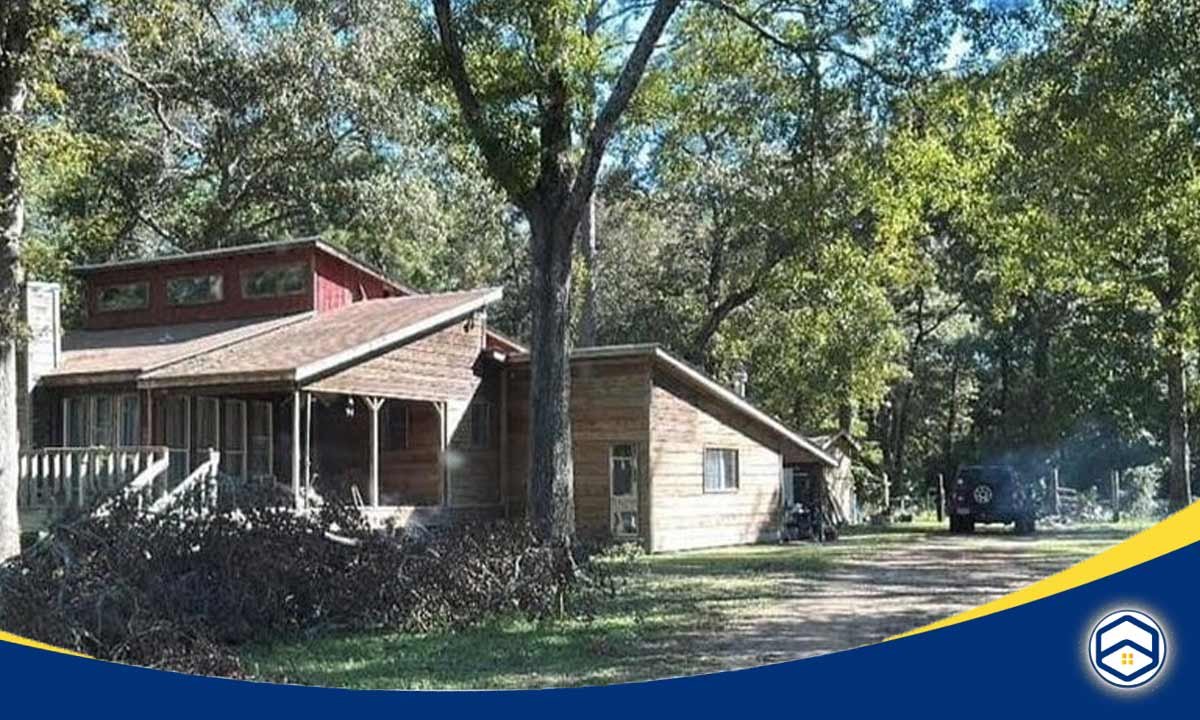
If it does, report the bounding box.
[446,372,502,507]
[308,319,502,509]
[649,371,783,552]
[505,359,652,541]
[308,318,485,401]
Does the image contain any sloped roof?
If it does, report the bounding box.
[505,343,837,467]
[811,430,863,454]
[139,288,501,389]
[43,314,310,386]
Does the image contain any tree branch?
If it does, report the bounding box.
[433,0,533,209]
[93,50,204,154]
[565,0,682,229]
[699,0,907,86]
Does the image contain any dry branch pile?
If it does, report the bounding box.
[0,485,617,677]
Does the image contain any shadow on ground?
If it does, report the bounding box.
[244,522,1142,688]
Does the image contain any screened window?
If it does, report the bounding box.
[382,402,409,451]
[221,399,246,479]
[63,396,90,446]
[92,395,114,447]
[469,402,492,449]
[167,274,223,306]
[157,396,190,483]
[703,448,739,492]
[248,401,273,478]
[118,394,140,447]
[241,263,308,299]
[194,396,220,453]
[610,444,637,497]
[96,282,149,312]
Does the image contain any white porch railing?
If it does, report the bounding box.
[146,450,220,514]
[18,446,170,517]
[17,446,226,530]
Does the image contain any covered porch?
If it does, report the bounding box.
[34,383,505,528]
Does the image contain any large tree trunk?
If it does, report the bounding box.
[1165,348,1192,512]
[0,4,30,560]
[576,192,599,347]
[527,209,576,543]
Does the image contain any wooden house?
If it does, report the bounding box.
[14,239,836,552]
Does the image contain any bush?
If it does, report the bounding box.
[0,485,619,677]
[1121,463,1166,520]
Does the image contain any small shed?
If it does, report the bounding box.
[783,430,861,525]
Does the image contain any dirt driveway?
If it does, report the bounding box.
[681,524,1138,670]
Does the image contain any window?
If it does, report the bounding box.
[96,282,149,312]
[166,274,223,306]
[382,402,409,451]
[221,399,247,479]
[63,396,90,446]
[469,402,492,449]
[193,396,220,462]
[610,444,639,536]
[92,395,114,447]
[157,396,190,483]
[248,401,273,478]
[118,394,140,447]
[62,394,141,447]
[610,444,637,497]
[241,263,308,299]
[703,448,739,492]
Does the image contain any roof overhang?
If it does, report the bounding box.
[293,287,501,383]
[137,288,502,390]
[507,343,838,468]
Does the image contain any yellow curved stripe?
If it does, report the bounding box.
[0,630,89,657]
[889,501,1200,641]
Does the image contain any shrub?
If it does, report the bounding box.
[1121,463,1166,520]
[0,484,619,677]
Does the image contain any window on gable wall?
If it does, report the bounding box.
[703,448,740,492]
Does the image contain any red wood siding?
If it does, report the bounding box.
[82,244,403,330]
[313,251,396,313]
[84,247,315,330]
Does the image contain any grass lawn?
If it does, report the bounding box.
[241,521,1143,689]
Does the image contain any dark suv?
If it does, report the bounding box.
[948,465,1036,534]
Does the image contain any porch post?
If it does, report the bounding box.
[435,401,448,506]
[291,390,302,509]
[366,397,384,507]
[142,390,154,446]
[499,369,509,516]
[304,393,313,497]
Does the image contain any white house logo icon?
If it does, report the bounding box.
[1088,609,1166,688]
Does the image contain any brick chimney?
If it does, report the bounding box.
[16,282,61,449]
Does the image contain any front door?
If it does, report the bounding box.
[609,444,639,538]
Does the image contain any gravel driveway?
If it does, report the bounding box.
[677,524,1137,670]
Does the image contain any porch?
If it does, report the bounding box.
[28,384,504,530]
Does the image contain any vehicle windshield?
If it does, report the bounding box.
[959,467,1014,484]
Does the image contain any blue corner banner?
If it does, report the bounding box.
[4,506,1198,718]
